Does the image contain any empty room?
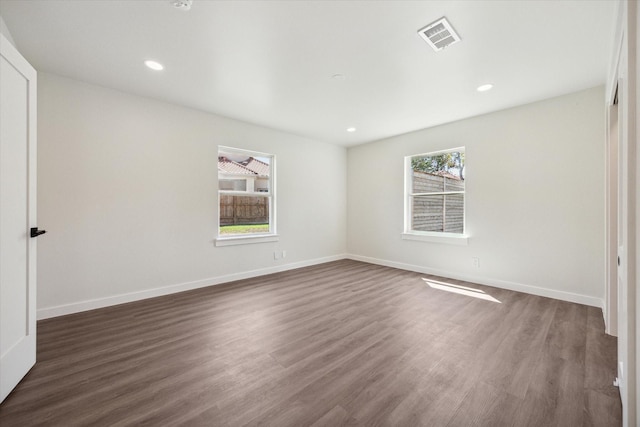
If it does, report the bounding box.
[1,0,639,426]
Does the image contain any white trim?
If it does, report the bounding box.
[605,1,624,101]
[214,234,279,246]
[218,145,273,159]
[346,254,604,308]
[401,232,468,245]
[219,190,271,197]
[217,145,276,239]
[410,146,466,158]
[36,254,347,320]
[404,147,466,236]
[37,253,605,320]
[605,97,620,337]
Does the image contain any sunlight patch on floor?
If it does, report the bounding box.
[422,278,501,303]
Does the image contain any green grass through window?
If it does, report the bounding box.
[219,224,269,234]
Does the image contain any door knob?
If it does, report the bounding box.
[30,227,47,238]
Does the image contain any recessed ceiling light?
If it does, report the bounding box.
[347,127,357,132]
[144,60,164,71]
[477,84,493,92]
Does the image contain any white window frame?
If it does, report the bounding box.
[215,146,278,247]
[402,147,468,245]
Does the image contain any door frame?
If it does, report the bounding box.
[605,84,619,337]
[605,2,638,424]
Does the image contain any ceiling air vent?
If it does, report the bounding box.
[418,17,461,52]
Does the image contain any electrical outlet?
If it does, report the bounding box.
[472,257,480,268]
[274,251,280,260]
[282,250,287,258]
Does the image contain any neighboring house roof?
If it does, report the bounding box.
[218,156,269,177]
[244,158,270,176]
[218,157,255,175]
[414,169,462,180]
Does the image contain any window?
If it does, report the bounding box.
[215,146,277,246]
[403,147,467,244]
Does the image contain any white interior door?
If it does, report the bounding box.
[0,33,38,404]
[606,95,619,337]
[614,44,635,424]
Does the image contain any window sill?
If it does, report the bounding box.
[401,232,469,246]
[215,234,279,247]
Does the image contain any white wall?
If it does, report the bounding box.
[0,14,16,46]
[347,86,605,306]
[37,73,347,317]
[35,73,608,316]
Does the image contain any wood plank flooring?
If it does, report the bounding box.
[0,260,621,426]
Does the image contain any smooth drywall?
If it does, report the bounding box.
[347,86,605,305]
[37,73,346,316]
[0,14,16,46]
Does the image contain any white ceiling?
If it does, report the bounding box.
[0,0,617,146]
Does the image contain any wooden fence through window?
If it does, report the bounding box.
[220,195,269,225]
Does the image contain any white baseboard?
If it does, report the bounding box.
[602,302,609,331]
[347,254,604,308]
[37,254,347,320]
[38,252,604,320]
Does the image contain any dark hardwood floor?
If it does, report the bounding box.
[0,260,621,426]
